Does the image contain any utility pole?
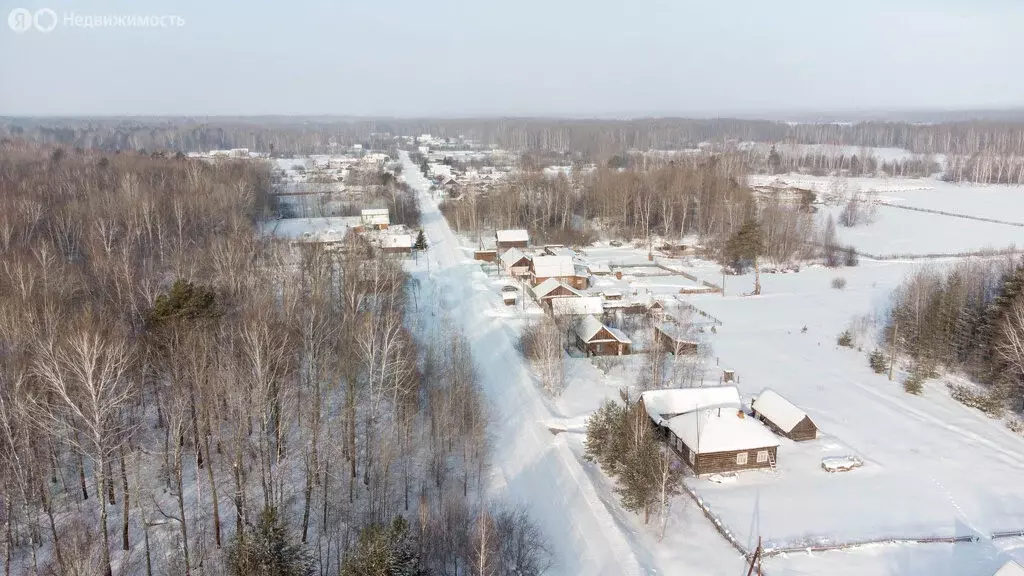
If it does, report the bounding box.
[888,321,898,381]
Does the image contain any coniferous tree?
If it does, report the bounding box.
[228,507,313,576]
[414,229,428,251]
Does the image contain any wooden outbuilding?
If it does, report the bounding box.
[474,250,497,262]
[495,229,529,250]
[641,387,780,475]
[750,389,817,441]
[575,316,631,356]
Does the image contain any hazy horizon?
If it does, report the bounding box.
[2,0,1023,117]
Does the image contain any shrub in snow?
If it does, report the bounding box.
[1007,417,1024,435]
[831,277,847,290]
[946,383,1004,417]
[903,367,926,395]
[843,246,859,267]
[869,350,888,374]
[836,330,854,348]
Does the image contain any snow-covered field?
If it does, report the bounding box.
[399,157,1024,575]
[750,174,1024,257]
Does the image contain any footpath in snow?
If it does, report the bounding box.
[401,152,648,576]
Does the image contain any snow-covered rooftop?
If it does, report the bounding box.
[550,296,604,316]
[576,316,631,343]
[667,408,780,454]
[361,208,390,216]
[533,278,581,299]
[532,255,576,278]
[640,387,741,426]
[500,247,530,265]
[380,234,412,249]
[496,229,529,243]
[751,388,808,433]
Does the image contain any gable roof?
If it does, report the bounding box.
[640,387,741,426]
[667,408,780,454]
[751,389,809,433]
[995,562,1024,576]
[550,296,604,316]
[496,229,529,243]
[532,255,576,278]
[500,247,530,266]
[532,278,582,300]
[576,316,631,343]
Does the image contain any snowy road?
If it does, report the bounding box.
[401,152,649,575]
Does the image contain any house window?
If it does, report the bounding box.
[688,451,695,465]
[757,450,768,463]
[736,452,748,465]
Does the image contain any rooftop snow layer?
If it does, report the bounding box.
[496,229,529,243]
[751,388,808,433]
[576,316,630,343]
[667,407,780,454]
[381,234,412,249]
[532,278,581,299]
[640,387,741,426]
[532,255,576,278]
[550,296,604,316]
[500,247,529,265]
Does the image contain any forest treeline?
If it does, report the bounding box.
[881,257,1024,407]
[7,116,1024,160]
[0,141,550,575]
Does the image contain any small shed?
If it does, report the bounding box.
[474,249,497,262]
[751,388,817,441]
[496,229,529,250]
[575,316,631,356]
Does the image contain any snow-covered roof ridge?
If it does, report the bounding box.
[533,278,581,299]
[496,229,529,242]
[576,316,630,343]
[667,407,780,454]
[532,255,576,278]
[640,387,741,426]
[500,247,529,263]
[751,388,808,433]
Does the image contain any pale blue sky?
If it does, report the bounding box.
[1,0,1022,116]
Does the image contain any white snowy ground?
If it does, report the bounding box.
[400,152,750,576]
[748,173,1024,257]
[681,261,1024,576]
